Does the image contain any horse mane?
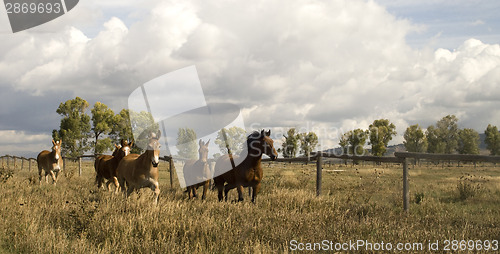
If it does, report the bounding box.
[246,131,262,147]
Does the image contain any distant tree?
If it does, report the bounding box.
[215,127,247,155]
[282,128,299,158]
[369,119,396,156]
[339,133,349,155]
[484,124,500,155]
[345,129,368,156]
[176,128,198,159]
[299,132,318,158]
[54,97,91,157]
[457,128,480,155]
[110,109,136,152]
[403,124,428,152]
[426,125,444,153]
[426,115,459,154]
[91,102,115,155]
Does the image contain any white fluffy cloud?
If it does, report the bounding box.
[1,0,500,155]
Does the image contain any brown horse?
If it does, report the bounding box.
[95,140,132,192]
[214,130,277,203]
[117,131,162,204]
[37,139,62,185]
[183,139,211,200]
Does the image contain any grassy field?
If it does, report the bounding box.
[0,160,499,253]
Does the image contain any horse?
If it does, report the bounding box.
[94,140,133,192]
[213,130,277,203]
[117,130,162,204]
[37,139,62,185]
[183,139,211,200]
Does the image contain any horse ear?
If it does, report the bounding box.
[52,139,56,146]
[157,130,162,139]
[59,139,62,145]
[260,129,265,137]
[129,140,134,147]
[199,139,203,146]
[115,144,119,149]
[206,139,210,146]
[266,129,271,136]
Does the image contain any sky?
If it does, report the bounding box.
[0,0,500,157]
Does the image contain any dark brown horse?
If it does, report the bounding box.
[214,130,277,203]
[117,131,162,204]
[37,139,62,185]
[94,140,132,192]
[183,139,211,200]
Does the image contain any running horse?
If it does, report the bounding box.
[94,140,133,192]
[117,130,162,204]
[37,139,62,185]
[183,139,211,200]
[214,130,278,203]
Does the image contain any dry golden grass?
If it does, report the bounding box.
[0,160,499,253]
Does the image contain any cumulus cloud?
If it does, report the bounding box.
[0,0,500,156]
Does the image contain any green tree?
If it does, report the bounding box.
[339,133,349,155]
[369,119,396,156]
[282,128,299,158]
[484,124,500,155]
[129,110,159,153]
[457,128,480,155]
[54,97,91,157]
[215,127,247,155]
[110,109,136,152]
[403,124,428,152]
[91,102,115,155]
[299,132,319,158]
[426,115,459,154]
[176,128,198,159]
[345,129,368,156]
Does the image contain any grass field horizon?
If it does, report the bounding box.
[0,160,499,253]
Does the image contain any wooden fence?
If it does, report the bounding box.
[264,151,500,213]
[1,154,177,187]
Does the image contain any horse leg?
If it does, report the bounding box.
[126,185,135,197]
[38,167,43,184]
[192,186,198,198]
[118,177,127,197]
[149,181,160,205]
[236,185,244,202]
[187,186,193,199]
[216,184,224,202]
[49,171,57,185]
[113,177,120,193]
[55,170,60,182]
[224,183,237,202]
[252,183,261,203]
[201,181,209,200]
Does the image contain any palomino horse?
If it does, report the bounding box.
[94,140,132,192]
[183,139,211,200]
[37,139,62,185]
[214,130,278,203]
[117,131,161,204]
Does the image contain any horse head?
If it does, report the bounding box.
[198,139,210,163]
[147,130,162,167]
[248,130,278,160]
[51,139,62,170]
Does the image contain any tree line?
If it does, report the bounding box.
[281,115,500,158]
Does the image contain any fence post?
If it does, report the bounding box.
[1,156,4,168]
[316,152,323,196]
[403,158,409,213]
[169,157,174,187]
[78,157,82,176]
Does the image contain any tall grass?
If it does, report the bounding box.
[0,161,499,253]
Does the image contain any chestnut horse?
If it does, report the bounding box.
[95,140,132,192]
[117,131,161,204]
[37,139,62,185]
[183,139,211,200]
[214,130,277,203]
